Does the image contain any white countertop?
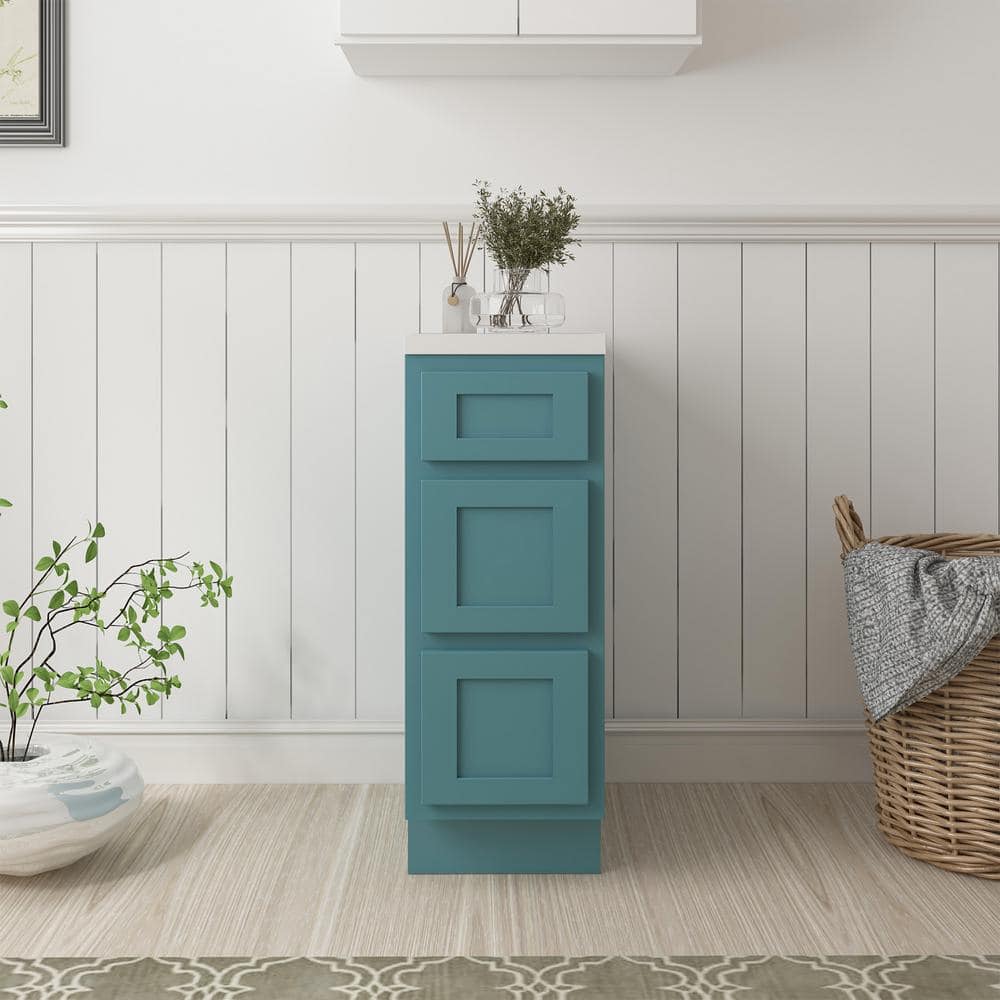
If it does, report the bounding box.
[406,334,606,356]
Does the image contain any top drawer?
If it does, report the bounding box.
[421,371,589,462]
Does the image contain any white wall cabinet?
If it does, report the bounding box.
[336,0,701,76]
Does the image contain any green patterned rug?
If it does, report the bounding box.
[2,956,1000,998]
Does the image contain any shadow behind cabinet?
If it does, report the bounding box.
[405,339,605,874]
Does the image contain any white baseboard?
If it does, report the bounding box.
[36,719,870,784]
[605,720,871,782]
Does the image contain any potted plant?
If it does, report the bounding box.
[0,393,230,876]
[470,181,581,332]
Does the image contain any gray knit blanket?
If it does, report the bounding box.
[843,542,1000,720]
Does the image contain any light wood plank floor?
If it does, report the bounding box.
[2,784,999,956]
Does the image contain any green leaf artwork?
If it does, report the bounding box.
[0,1,41,117]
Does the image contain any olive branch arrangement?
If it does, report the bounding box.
[473,180,580,328]
[0,393,232,763]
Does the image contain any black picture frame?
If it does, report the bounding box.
[0,0,64,146]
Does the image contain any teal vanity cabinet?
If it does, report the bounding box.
[405,335,605,874]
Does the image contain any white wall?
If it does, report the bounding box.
[4,1,1000,781]
[2,0,1000,206]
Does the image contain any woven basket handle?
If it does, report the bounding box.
[833,495,867,555]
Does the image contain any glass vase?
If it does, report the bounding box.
[471,268,566,333]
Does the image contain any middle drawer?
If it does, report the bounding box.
[421,479,590,634]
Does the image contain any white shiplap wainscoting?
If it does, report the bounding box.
[3,207,1000,783]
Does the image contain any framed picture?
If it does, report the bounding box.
[0,0,63,145]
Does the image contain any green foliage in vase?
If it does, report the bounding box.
[473,181,581,273]
[0,393,232,763]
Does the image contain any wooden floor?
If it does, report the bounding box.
[2,784,999,956]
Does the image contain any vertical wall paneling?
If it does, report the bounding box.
[870,244,935,537]
[0,244,32,673]
[806,243,870,719]
[96,243,162,719]
[32,243,98,720]
[161,244,227,721]
[226,244,292,720]
[741,243,807,718]
[549,243,616,712]
[419,240,485,334]
[291,243,356,719]
[612,242,678,718]
[549,243,615,337]
[15,228,1000,733]
[676,243,743,718]
[356,243,419,719]
[935,243,1000,533]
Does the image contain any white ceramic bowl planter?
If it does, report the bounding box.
[0,735,143,877]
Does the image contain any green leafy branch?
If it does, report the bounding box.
[0,394,10,515]
[0,393,231,762]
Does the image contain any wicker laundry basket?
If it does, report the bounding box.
[833,494,1000,878]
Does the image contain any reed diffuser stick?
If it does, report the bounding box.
[442,222,459,277]
[463,223,479,277]
[442,221,479,282]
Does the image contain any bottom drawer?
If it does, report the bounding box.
[420,650,589,806]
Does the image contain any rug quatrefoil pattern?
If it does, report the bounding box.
[3,955,1000,999]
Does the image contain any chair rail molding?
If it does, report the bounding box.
[3,205,1000,241]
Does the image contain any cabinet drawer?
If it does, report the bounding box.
[341,0,518,36]
[421,371,589,462]
[421,650,589,805]
[519,0,698,36]
[421,479,589,634]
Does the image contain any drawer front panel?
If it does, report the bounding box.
[341,0,518,36]
[421,371,589,461]
[518,0,698,36]
[421,650,589,805]
[421,479,589,633]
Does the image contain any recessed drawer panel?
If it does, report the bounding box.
[341,0,518,36]
[518,0,698,36]
[421,650,589,805]
[421,371,589,461]
[421,479,589,634]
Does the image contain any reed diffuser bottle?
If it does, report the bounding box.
[441,221,478,334]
